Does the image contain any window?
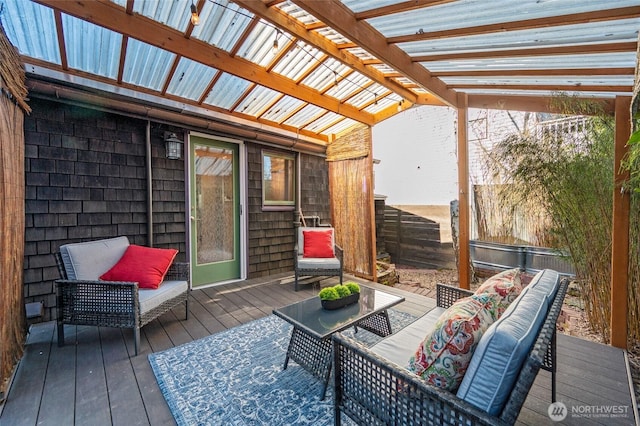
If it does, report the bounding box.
[262,151,295,208]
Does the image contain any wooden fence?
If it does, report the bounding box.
[382,206,456,269]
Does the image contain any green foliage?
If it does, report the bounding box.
[484,93,640,343]
[621,129,640,193]
[334,285,351,298]
[345,282,360,294]
[318,287,339,301]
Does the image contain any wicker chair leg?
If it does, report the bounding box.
[185,298,189,320]
[134,327,140,356]
[339,271,343,283]
[57,321,64,347]
[295,270,299,291]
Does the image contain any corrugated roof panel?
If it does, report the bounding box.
[304,111,341,133]
[341,0,398,14]
[321,118,359,136]
[191,1,253,52]
[276,1,320,26]
[461,88,624,98]
[203,72,251,109]
[423,52,637,72]
[133,0,190,33]
[261,96,305,123]
[315,27,352,45]
[62,14,121,79]
[400,20,640,56]
[122,38,176,91]
[235,85,280,117]
[238,20,289,67]
[272,41,325,81]
[364,0,640,37]
[345,47,377,62]
[364,95,398,114]
[166,58,217,99]
[2,0,60,64]
[300,58,350,91]
[441,76,634,86]
[109,0,127,7]
[346,84,395,109]
[324,72,372,101]
[284,104,325,128]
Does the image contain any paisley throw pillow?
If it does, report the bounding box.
[474,268,523,319]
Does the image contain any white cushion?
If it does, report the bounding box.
[60,236,130,280]
[138,280,188,314]
[296,256,340,270]
[370,307,445,367]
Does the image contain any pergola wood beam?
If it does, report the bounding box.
[234,0,420,104]
[432,68,635,77]
[449,84,633,93]
[33,0,376,126]
[413,42,637,62]
[388,6,640,44]
[354,0,457,20]
[467,93,615,115]
[457,92,470,290]
[291,0,459,107]
[610,95,632,349]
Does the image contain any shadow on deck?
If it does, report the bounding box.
[1,274,638,425]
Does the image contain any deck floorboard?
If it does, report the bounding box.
[1,275,636,426]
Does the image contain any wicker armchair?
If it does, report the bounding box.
[54,237,189,356]
[293,226,343,291]
[333,276,568,425]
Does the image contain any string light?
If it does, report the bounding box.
[272,29,281,55]
[190,2,200,26]
[397,100,403,112]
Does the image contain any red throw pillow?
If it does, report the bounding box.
[303,229,334,258]
[100,245,178,289]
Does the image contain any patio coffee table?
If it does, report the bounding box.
[273,286,404,399]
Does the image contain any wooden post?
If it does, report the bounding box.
[610,95,632,349]
[457,93,471,289]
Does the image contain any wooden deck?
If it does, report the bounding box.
[1,274,637,426]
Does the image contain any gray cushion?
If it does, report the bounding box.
[296,256,340,270]
[456,269,560,415]
[138,280,188,315]
[371,307,445,367]
[60,236,130,280]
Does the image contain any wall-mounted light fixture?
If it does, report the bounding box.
[164,132,183,160]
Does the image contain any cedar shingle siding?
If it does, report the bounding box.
[23,98,330,320]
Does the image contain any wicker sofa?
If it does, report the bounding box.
[333,269,568,426]
[54,236,189,356]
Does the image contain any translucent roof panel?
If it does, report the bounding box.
[324,71,372,101]
[165,58,218,100]
[361,0,640,37]
[261,96,306,123]
[440,76,634,87]
[238,20,289,67]
[235,85,281,117]
[191,1,253,52]
[272,41,325,81]
[304,111,341,133]
[203,73,252,110]
[2,0,60,64]
[399,20,640,56]
[284,104,325,128]
[276,2,320,26]
[122,39,176,91]
[132,0,191,33]
[300,57,350,91]
[322,118,359,136]
[423,52,638,72]
[62,14,121,79]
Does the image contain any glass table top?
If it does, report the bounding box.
[273,286,405,339]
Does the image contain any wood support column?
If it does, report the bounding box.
[610,95,632,349]
[457,93,471,289]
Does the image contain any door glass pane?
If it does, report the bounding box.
[194,144,235,265]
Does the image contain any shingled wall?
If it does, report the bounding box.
[23,98,331,320]
[23,98,187,321]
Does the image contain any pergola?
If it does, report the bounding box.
[1,0,638,348]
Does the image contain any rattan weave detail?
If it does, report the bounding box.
[333,279,569,425]
[54,251,190,356]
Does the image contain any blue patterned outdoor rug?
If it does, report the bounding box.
[149,309,416,426]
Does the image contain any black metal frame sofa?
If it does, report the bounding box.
[333,269,568,425]
[54,236,189,356]
[293,226,343,291]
